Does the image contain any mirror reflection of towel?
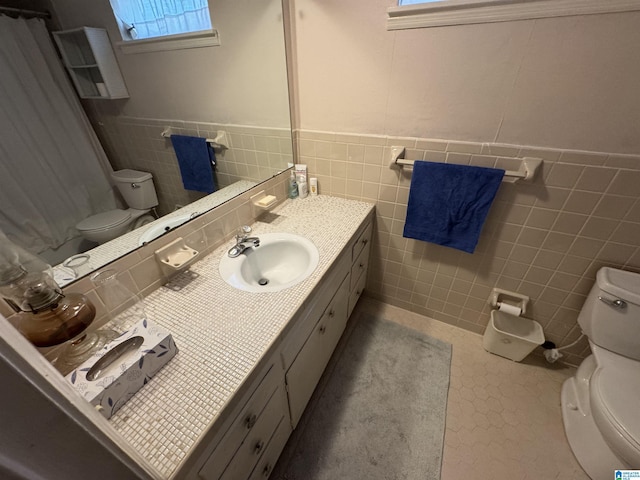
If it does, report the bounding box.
[170,135,217,193]
[403,161,504,253]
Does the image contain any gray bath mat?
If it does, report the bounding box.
[273,313,452,480]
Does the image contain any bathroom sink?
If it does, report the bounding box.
[219,233,319,292]
[138,213,193,246]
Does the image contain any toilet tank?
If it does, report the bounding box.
[578,267,640,361]
[111,169,158,210]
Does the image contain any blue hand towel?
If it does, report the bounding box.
[403,161,504,253]
[170,135,217,194]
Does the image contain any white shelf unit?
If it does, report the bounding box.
[53,27,129,100]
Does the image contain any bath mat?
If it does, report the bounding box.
[273,313,452,480]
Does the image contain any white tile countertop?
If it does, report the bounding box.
[106,195,375,478]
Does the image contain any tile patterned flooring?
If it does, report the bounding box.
[356,297,590,480]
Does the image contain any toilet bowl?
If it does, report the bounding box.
[76,209,155,244]
[76,169,158,244]
[589,346,640,467]
[561,267,640,479]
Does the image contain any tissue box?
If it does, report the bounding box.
[66,318,178,419]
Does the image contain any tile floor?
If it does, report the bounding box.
[356,297,590,480]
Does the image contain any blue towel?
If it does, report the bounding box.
[170,135,217,193]
[403,161,504,253]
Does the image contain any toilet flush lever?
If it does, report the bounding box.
[598,296,626,309]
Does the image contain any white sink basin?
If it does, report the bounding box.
[138,213,193,246]
[219,233,319,292]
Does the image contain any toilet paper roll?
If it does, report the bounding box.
[498,302,522,316]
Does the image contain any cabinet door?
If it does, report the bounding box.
[286,275,350,427]
[348,263,368,318]
[350,241,370,291]
[280,253,350,371]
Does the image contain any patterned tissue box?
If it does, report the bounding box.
[65,318,178,419]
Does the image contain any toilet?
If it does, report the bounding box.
[561,267,640,479]
[76,169,158,244]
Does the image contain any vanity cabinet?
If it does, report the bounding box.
[282,218,372,428]
[53,27,129,99]
[182,215,373,480]
[285,273,350,427]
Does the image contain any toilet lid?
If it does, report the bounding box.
[76,210,131,232]
[111,169,152,183]
[591,365,640,453]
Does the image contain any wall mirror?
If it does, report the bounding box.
[0,0,292,288]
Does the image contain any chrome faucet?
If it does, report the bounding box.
[227,225,260,258]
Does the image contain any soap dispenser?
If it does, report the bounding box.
[288,170,299,199]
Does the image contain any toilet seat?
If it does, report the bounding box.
[76,209,131,233]
[590,362,640,467]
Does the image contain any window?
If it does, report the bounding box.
[388,0,640,30]
[109,0,220,54]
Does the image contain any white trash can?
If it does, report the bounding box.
[483,310,545,361]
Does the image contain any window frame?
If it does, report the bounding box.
[387,0,640,30]
[116,28,220,55]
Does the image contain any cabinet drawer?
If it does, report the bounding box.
[286,275,350,427]
[351,221,372,263]
[198,366,280,480]
[350,241,370,291]
[348,266,367,318]
[218,383,288,480]
[248,416,292,480]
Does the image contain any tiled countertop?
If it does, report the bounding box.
[107,196,375,478]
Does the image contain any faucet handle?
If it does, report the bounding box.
[236,225,252,241]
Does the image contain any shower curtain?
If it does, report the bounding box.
[0,15,116,254]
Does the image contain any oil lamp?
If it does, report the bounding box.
[0,232,116,373]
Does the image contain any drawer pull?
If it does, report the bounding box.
[362,238,368,246]
[356,290,362,296]
[254,441,265,455]
[263,464,272,477]
[319,325,326,334]
[245,413,257,430]
[359,263,364,269]
[328,309,335,318]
